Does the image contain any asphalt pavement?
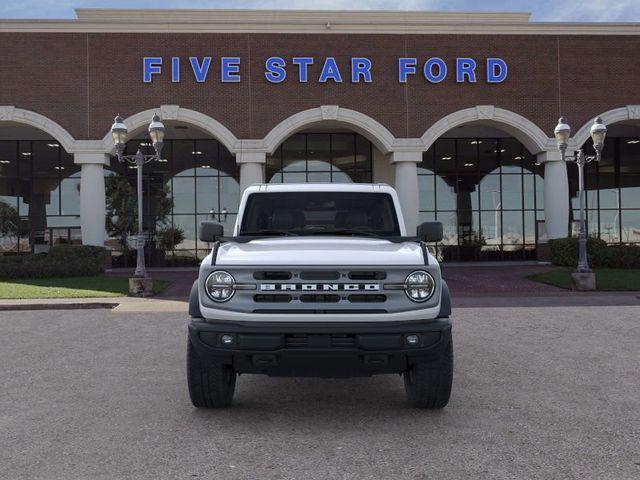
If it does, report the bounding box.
[1,307,639,480]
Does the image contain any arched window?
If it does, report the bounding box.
[418,136,544,261]
[266,133,372,184]
[0,139,79,253]
[107,138,239,267]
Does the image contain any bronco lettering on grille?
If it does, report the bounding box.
[260,284,379,291]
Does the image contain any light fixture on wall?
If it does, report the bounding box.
[110,113,165,280]
[553,116,607,282]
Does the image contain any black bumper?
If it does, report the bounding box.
[188,318,452,378]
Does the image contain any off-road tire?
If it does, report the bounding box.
[403,339,453,409]
[187,338,236,408]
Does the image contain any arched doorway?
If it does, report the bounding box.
[106,121,239,267]
[570,120,640,245]
[265,129,375,184]
[419,124,545,261]
[0,123,80,254]
[262,106,396,186]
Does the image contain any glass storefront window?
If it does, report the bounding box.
[266,132,373,184]
[105,138,240,266]
[419,136,545,261]
[0,140,79,254]
[568,136,640,245]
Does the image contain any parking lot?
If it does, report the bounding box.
[1,306,639,480]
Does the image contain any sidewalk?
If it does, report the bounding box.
[1,265,638,312]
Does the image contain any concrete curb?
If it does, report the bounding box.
[0,302,120,312]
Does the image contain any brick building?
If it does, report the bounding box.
[1,9,639,264]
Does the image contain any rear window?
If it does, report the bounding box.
[239,192,400,237]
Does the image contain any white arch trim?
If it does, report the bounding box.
[572,105,640,148]
[263,106,396,155]
[100,105,239,154]
[0,106,76,153]
[421,105,553,154]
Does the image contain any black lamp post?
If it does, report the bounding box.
[554,116,607,277]
[110,114,166,278]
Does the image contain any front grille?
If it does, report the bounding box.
[253,271,292,280]
[348,271,387,280]
[348,294,387,303]
[300,294,340,303]
[300,271,341,280]
[254,294,292,303]
[209,266,436,316]
[284,334,357,348]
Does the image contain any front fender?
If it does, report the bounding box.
[189,280,203,318]
[438,280,451,318]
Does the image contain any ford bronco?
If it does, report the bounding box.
[187,183,452,408]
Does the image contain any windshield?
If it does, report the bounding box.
[239,192,401,237]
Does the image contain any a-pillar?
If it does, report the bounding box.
[391,151,422,236]
[75,152,110,246]
[538,151,569,239]
[237,151,266,192]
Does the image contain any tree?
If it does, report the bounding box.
[0,201,21,249]
[105,175,173,252]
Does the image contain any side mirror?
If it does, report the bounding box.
[198,221,224,242]
[416,221,443,242]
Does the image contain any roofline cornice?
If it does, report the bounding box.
[0,9,639,35]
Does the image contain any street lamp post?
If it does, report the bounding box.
[554,116,607,287]
[110,114,165,282]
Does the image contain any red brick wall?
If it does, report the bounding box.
[1,32,639,142]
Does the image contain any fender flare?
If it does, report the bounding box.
[438,280,452,318]
[189,279,203,318]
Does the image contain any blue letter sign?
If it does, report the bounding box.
[319,57,343,83]
[456,58,477,83]
[142,56,508,84]
[398,58,417,83]
[265,56,287,83]
[351,58,372,83]
[221,57,241,82]
[424,58,447,83]
[189,57,211,83]
[487,58,508,83]
[292,57,314,82]
[143,57,162,83]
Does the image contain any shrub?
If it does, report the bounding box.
[550,237,640,269]
[549,237,607,267]
[593,245,640,269]
[157,226,185,252]
[0,245,106,279]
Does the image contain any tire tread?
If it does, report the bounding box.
[404,340,453,409]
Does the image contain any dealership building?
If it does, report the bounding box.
[1,9,640,264]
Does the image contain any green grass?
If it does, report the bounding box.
[526,268,640,291]
[0,276,170,299]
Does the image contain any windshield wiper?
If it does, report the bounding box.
[240,229,299,237]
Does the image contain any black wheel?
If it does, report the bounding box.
[187,338,236,408]
[404,339,453,409]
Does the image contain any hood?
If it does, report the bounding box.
[215,237,426,266]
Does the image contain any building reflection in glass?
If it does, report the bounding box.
[419,137,544,261]
[0,140,80,254]
[107,138,239,266]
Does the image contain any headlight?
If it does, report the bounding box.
[205,270,235,302]
[404,270,435,302]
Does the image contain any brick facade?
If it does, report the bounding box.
[2,31,639,142]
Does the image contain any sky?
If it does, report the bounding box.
[1,0,640,22]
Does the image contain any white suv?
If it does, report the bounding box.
[187,184,453,408]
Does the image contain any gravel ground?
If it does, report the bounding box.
[1,307,639,480]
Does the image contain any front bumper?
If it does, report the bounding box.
[188,318,452,378]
